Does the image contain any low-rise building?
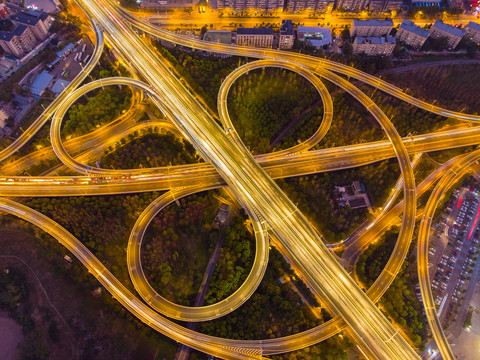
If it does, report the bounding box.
[279,20,295,49]
[297,26,332,48]
[236,27,274,48]
[0,24,36,57]
[0,3,10,20]
[0,109,8,129]
[11,11,52,41]
[350,18,394,38]
[395,19,430,49]
[353,35,396,56]
[464,21,480,44]
[335,181,371,209]
[430,19,464,49]
[203,30,232,44]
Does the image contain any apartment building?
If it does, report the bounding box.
[10,11,52,41]
[141,0,200,10]
[395,20,430,49]
[279,20,295,49]
[216,0,284,10]
[350,19,394,37]
[368,0,403,11]
[336,0,369,10]
[287,0,335,12]
[353,35,396,56]
[0,24,36,57]
[464,21,480,44]
[430,19,464,49]
[236,27,274,48]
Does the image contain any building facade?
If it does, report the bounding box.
[0,24,36,57]
[395,19,430,49]
[216,0,284,10]
[236,27,274,48]
[11,11,52,41]
[141,0,200,10]
[279,20,295,49]
[0,3,10,20]
[353,35,396,55]
[287,0,335,12]
[350,19,394,37]
[430,19,464,49]
[368,0,403,11]
[336,0,369,10]
[464,21,480,44]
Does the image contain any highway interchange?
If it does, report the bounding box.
[1,1,480,359]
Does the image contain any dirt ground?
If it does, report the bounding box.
[0,312,23,360]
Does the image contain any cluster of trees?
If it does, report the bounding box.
[24,192,163,286]
[142,191,219,306]
[154,43,245,109]
[356,228,428,348]
[199,247,324,339]
[0,267,51,360]
[204,214,255,304]
[372,92,452,136]
[276,158,399,243]
[384,64,480,114]
[406,6,463,18]
[228,68,321,154]
[101,132,200,169]
[62,87,132,137]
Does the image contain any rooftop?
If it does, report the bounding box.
[0,30,14,41]
[433,19,464,38]
[466,21,480,32]
[399,19,430,38]
[13,24,29,36]
[237,27,273,35]
[353,19,394,27]
[297,27,332,47]
[11,13,40,26]
[31,70,54,96]
[280,20,294,36]
[355,35,396,45]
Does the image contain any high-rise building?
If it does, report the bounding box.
[0,24,36,57]
[395,19,430,49]
[464,21,480,44]
[350,19,393,37]
[430,19,464,49]
[236,26,274,48]
[10,11,52,41]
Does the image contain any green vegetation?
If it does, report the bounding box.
[277,159,399,243]
[464,306,474,328]
[384,64,480,113]
[142,191,218,305]
[204,213,255,304]
[154,43,247,110]
[356,228,428,348]
[228,68,321,154]
[101,132,200,169]
[62,87,132,137]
